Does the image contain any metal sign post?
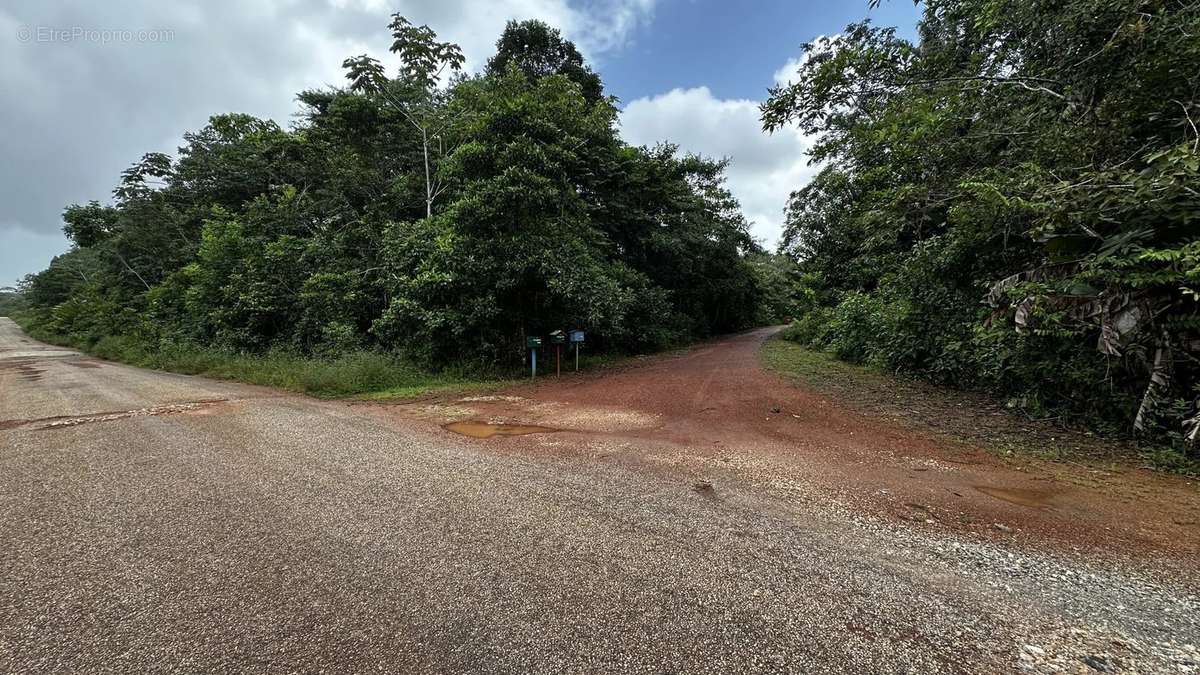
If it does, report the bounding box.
[569,330,585,372]
[549,331,566,377]
[526,336,542,378]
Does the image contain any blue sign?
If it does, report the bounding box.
[569,330,585,343]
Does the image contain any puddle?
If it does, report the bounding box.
[973,485,1054,508]
[443,420,558,438]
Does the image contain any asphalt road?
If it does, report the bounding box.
[1,318,1197,673]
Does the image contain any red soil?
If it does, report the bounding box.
[385,328,1200,562]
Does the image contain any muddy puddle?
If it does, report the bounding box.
[443,421,559,439]
[973,485,1055,508]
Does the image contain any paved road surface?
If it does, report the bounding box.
[1,318,1197,673]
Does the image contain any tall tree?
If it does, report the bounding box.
[486,20,604,104]
[342,14,466,219]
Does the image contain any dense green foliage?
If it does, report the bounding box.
[765,0,1200,456]
[20,18,765,370]
[0,287,24,316]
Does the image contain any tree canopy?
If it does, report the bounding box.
[20,16,767,367]
[766,0,1200,455]
[486,20,604,105]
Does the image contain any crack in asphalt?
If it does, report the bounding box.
[0,399,233,432]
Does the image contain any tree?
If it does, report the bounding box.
[0,286,26,316]
[373,68,638,360]
[486,20,604,104]
[764,0,1200,452]
[20,15,767,372]
[341,14,466,219]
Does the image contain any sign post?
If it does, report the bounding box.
[526,336,542,378]
[569,330,585,372]
[549,331,566,377]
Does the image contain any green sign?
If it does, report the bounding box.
[549,330,566,345]
[526,336,542,348]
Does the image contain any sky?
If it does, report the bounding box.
[0,0,923,288]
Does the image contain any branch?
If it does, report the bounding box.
[113,252,152,291]
[897,75,1066,100]
[1175,99,1199,153]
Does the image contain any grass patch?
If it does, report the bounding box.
[761,336,1140,468]
[1139,446,1200,477]
[11,319,638,402]
[121,341,472,399]
[358,379,514,401]
[761,337,883,384]
[19,328,482,399]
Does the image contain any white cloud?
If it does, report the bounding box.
[772,32,844,88]
[572,0,657,53]
[772,57,805,87]
[618,84,817,249]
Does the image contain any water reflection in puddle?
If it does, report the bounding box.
[443,421,558,439]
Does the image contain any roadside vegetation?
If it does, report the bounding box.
[0,288,25,316]
[11,317,474,399]
[14,17,790,394]
[11,2,1197,471]
[764,0,1200,466]
[763,336,1199,475]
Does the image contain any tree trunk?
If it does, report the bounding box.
[1133,332,1171,437]
[422,127,432,219]
[1185,403,1200,447]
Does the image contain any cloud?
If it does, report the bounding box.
[618,85,817,249]
[0,0,657,285]
[771,34,838,87]
[772,57,805,87]
[0,226,70,289]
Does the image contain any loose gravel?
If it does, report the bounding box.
[1,319,1197,673]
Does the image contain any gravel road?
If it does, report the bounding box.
[1,317,1197,673]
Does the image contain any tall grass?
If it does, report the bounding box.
[45,331,488,399]
[9,313,640,400]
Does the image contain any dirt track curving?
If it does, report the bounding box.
[395,327,1200,561]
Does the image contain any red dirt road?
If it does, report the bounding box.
[395,327,1200,563]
